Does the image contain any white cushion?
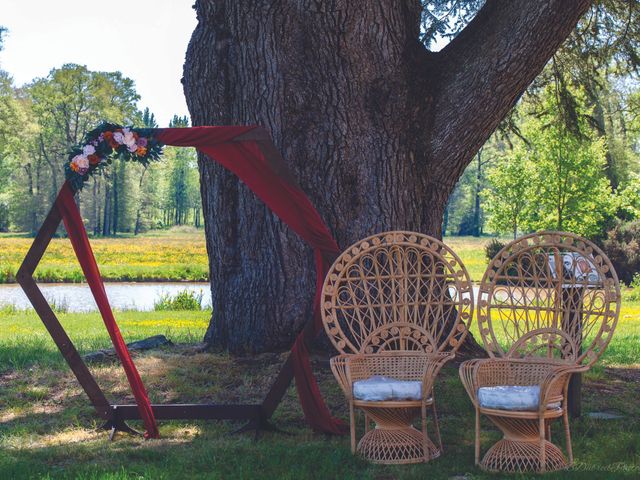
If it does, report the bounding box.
[353,375,422,402]
[478,385,561,411]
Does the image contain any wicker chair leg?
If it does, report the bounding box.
[349,403,356,454]
[546,420,551,441]
[563,409,573,465]
[539,417,547,473]
[430,401,443,453]
[364,413,370,434]
[475,406,481,465]
[421,403,430,462]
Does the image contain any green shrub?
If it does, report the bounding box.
[600,220,640,285]
[624,273,640,301]
[484,238,506,262]
[49,297,69,314]
[154,289,204,311]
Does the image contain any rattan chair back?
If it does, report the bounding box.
[321,231,474,355]
[478,231,620,366]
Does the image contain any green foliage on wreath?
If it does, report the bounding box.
[64,122,164,192]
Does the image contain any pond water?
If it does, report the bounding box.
[0,282,212,312]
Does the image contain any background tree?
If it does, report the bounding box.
[183,0,592,353]
[483,150,531,239]
[523,84,613,236]
[3,64,142,234]
[0,53,205,236]
[160,116,201,228]
[449,0,640,241]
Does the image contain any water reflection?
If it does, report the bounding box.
[0,283,212,312]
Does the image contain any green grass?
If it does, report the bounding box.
[0,310,209,372]
[443,235,508,282]
[0,234,638,478]
[0,227,209,283]
[0,302,639,479]
[154,290,205,311]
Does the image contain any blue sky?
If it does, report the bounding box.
[0,0,197,126]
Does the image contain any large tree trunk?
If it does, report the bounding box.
[183,0,591,353]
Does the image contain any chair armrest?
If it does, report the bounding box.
[330,351,454,402]
[459,357,588,411]
[537,364,589,413]
[421,351,455,399]
[458,358,487,406]
[329,354,354,400]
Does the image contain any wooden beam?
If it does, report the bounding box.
[16,204,112,419]
[113,404,261,420]
[18,187,328,435]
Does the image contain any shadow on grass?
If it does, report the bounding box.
[0,342,66,372]
[1,351,639,479]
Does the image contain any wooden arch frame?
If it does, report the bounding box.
[16,129,334,439]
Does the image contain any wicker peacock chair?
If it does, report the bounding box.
[321,231,474,464]
[459,231,620,473]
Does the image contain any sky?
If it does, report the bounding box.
[0,0,197,127]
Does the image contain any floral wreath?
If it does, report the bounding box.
[65,122,164,191]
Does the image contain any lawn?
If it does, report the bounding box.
[443,235,505,282]
[0,299,639,479]
[0,234,638,478]
[0,227,209,283]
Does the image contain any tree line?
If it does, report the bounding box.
[1,2,639,243]
[444,1,640,240]
[0,34,201,235]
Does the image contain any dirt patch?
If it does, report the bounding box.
[0,371,19,387]
[606,366,640,384]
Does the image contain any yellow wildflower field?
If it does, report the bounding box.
[0,229,209,283]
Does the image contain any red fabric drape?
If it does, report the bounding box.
[289,250,346,434]
[56,183,159,438]
[156,127,346,434]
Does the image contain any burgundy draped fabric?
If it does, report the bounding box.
[56,183,159,438]
[156,127,346,434]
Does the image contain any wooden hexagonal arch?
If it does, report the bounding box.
[17,126,346,438]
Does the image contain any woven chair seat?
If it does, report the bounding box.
[477,385,561,411]
[353,376,422,402]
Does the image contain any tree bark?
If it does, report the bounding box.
[102,180,111,237]
[183,0,591,353]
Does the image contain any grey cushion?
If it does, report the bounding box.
[353,375,422,401]
[478,385,561,411]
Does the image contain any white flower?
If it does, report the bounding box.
[113,132,125,144]
[123,131,137,148]
[72,154,89,170]
[82,144,96,156]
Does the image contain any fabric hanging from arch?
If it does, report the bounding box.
[56,125,346,437]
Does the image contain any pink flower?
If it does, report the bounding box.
[71,154,89,174]
[137,137,148,147]
[113,132,125,144]
[123,131,137,148]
